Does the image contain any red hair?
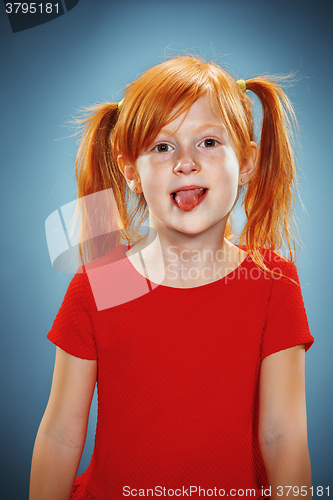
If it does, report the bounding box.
[75,55,299,275]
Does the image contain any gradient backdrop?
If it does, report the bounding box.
[1,0,332,498]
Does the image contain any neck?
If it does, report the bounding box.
[126,222,247,289]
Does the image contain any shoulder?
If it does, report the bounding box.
[84,244,128,271]
[74,245,131,312]
[65,266,96,313]
[237,245,299,282]
[262,249,299,280]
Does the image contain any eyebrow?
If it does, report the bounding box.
[158,124,227,136]
[195,124,227,132]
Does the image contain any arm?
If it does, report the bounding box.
[29,347,97,500]
[259,345,311,500]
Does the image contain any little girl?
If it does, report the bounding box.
[30,55,314,500]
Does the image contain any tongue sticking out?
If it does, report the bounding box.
[174,189,205,211]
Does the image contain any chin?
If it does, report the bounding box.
[174,222,214,236]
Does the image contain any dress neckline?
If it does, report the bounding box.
[124,244,252,291]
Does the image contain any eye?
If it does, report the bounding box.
[199,139,219,148]
[154,143,173,153]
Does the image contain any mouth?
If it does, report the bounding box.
[170,187,208,211]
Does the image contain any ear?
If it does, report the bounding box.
[117,155,142,193]
[238,142,258,186]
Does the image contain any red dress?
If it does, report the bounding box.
[47,245,314,499]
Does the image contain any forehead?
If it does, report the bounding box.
[157,95,227,136]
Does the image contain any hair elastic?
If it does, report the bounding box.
[236,79,247,93]
[118,99,124,110]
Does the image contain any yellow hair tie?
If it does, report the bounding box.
[118,99,124,110]
[236,79,247,93]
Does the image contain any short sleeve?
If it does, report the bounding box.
[47,269,98,360]
[261,260,314,361]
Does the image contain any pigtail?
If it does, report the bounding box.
[239,77,299,274]
[73,102,129,266]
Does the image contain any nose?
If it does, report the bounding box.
[173,147,200,175]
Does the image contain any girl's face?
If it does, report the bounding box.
[119,94,256,239]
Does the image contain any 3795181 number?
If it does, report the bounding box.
[5,3,59,14]
[276,486,329,496]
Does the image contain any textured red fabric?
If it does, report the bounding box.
[47,245,314,500]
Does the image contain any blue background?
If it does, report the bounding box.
[0,0,332,498]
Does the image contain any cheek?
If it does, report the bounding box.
[140,174,163,207]
[223,154,240,184]
[213,157,239,206]
[213,159,239,187]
